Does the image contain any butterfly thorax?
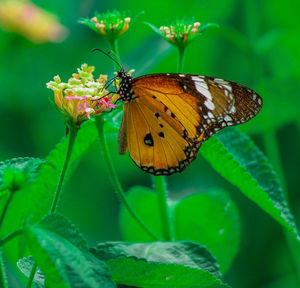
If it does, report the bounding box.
[117,71,135,102]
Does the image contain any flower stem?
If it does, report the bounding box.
[26,127,79,288]
[153,176,174,241]
[0,188,14,288]
[109,39,120,71]
[96,117,160,240]
[26,263,37,288]
[0,248,7,288]
[177,46,185,73]
[0,192,13,231]
[49,127,78,214]
[0,229,23,246]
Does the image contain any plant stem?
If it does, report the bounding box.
[0,229,22,246]
[49,127,78,214]
[0,248,7,288]
[96,117,159,240]
[0,192,13,231]
[153,176,174,241]
[177,46,185,73]
[26,263,37,288]
[109,39,120,71]
[0,188,14,288]
[27,127,79,288]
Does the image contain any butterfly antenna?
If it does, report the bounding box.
[107,50,125,71]
[92,48,122,70]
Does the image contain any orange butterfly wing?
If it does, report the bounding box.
[118,73,262,175]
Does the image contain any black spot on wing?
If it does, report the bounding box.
[144,133,154,146]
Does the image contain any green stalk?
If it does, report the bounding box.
[109,39,120,71]
[105,39,160,239]
[0,229,23,246]
[153,176,174,241]
[26,263,37,288]
[177,46,185,73]
[49,127,78,214]
[0,187,15,288]
[0,192,13,231]
[26,127,79,288]
[0,248,7,288]
[96,117,159,240]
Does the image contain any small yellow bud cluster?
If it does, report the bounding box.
[0,0,68,43]
[91,16,131,37]
[159,22,201,44]
[47,64,117,127]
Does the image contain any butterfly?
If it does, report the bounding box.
[113,69,263,176]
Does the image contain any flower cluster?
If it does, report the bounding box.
[79,10,131,41]
[159,21,201,45]
[0,0,68,43]
[47,64,117,127]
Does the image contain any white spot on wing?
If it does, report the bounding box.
[214,78,232,92]
[257,98,262,105]
[205,100,215,110]
[179,74,185,77]
[229,105,236,114]
[207,112,214,119]
[224,115,232,122]
[192,76,212,100]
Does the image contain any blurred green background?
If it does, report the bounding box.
[0,0,300,287]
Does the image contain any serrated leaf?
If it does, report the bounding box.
[1,121,98,241]
[0,157,45,190]
[38,214,88,252]
[17,256,45,288]
[200,127,300,242]
[91,241,230,288]
[174,190,240,273]
[120,187,240,273]
[24,214,116,288]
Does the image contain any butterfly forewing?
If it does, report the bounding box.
[118,72,262,175]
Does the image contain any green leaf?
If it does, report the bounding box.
[78,18,99,33]
[119,186,162,241]
[174,190,240,273]
[24,214,116,288]
[91,241,230,288]
[0,157,45,191]
[37,214,88,252]
[17,256,45,288]
[120,187,240,273]
[1,121,98,241]
[200,127,300,242]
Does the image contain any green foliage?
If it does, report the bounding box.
[119,186,162,239]
[119,187,240,273]
[92,241,230,288]
[200,127,300,242]
[0,158,45,192]
[174,190,240,273]
[1,121,98,240]
[23,214,116,288]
